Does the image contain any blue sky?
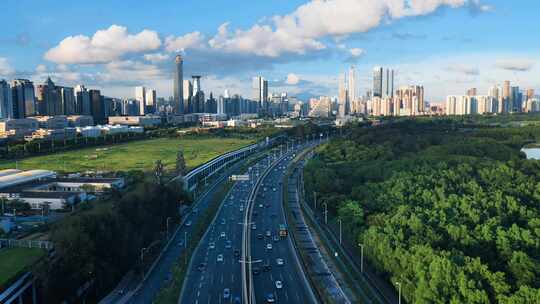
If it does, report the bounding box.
[1,0,538,102]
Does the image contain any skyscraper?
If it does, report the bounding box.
[338,73,348,118]
[89,89,105,123]
[135,86,146,115]
[347,66,357,103]
[145,88,156,113]
[373,67,394,98]
[183,80,192,113]
[11,79,35,118]
[75,85,91,115]
[173,55,184,114]
[60,86,76,115]
[373,67,383,97]
[192,76,204,113]
[0,80,13,119]
[35,77,61,116]
[252,76,268,113]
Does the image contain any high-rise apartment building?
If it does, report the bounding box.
[11,79,35,118]
[467,88,477,96]
[0,80,13,119]
[173,55,184,114]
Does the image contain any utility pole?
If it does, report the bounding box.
[313,191,317,210]
[184,231,188,265]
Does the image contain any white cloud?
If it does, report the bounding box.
[143,52,170,63]
[0,57,15,76]
[35,64,47,74]
[44,25,161,64]
[349,48,365,58]
[286,73,300,85]
[165,32,206,52]
[208,23,325,57]
[495,59,534,72]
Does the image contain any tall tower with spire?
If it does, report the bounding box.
[173,55,184,114]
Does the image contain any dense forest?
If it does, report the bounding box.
[304,119,540,303]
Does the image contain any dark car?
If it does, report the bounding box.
[263,263,272,272]
[266,293,275,303]
[252,267,260,275]
[234,249,240,257]
[197,263,206,272]
[257,234,263,240]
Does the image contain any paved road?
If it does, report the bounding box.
[102,158,254,304]
[180,142,318,304]
[179,154,274,304]
[247,146,317,304]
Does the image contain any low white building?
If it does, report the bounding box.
[0,169,125,210]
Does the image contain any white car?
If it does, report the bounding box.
[252,224,257,230]
[217,254,224,262]
[220,232,226,238]
[275,280,283,289]
[266,243,272,250]
[209,242,215,249]
[276,258,284,266]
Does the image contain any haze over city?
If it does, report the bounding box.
[1,0,538,102]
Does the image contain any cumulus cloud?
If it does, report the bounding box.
[344,47,366,63]
[208,23,325,57]
[143,52,170,63]
[165,32,206,52]
[495,59,534,72]
[468,0,494,15]
[446,64,480,75]
[44,25,161,64]
[286,73,300,85]
[0,57,15,76]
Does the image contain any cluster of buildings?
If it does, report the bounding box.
[0,169,124,211]
[304,66,426,120]
[446,82,539,115]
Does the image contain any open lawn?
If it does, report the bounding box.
[0,137,253,173]
[0,247,45,287]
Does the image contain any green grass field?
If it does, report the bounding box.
[0,137,254,173]
[0,247,45,287]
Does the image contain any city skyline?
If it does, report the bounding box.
[0,0,538,102]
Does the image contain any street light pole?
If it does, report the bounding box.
[184,231,188,265]
[313,191,317,210]
[323,203,328,225]
[140,247,147,263]
[396,282,401,304]
[358,243,364,273]
[339,218,342,245]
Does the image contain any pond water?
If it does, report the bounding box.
[521,147,540,160]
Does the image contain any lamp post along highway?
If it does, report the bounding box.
[359,243,364,273]
[396,282,402,304]
[339,218,342,245]
[323,202,328,225]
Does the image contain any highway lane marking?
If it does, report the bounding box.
[197,291,200,297]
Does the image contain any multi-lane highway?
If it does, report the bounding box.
[246,151,317,304]
[180,142,317,304]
